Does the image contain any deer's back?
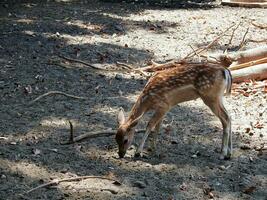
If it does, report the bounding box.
[140,64,227,109]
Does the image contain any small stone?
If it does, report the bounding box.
[1,174,6,179]
[218,165,226,170]
[171,140,178,144]
[133,180,146,188]
[240,144,251,150]
[115,74,123,80]
[179,182,187,191]
[24,85,32,94]
[245,127,250,133]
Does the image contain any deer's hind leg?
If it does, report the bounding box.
[201,95,232,160]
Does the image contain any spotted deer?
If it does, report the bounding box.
[115,63,232,160]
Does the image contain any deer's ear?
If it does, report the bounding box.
[117,107,126,126]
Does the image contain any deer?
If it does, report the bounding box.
[115,63,232,160]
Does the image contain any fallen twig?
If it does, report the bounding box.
[238,27,249,50]
[229,57,267,70]
[23,176,121,194]
[224,22,241,53]
[58,55,113,71]
[61,129,145,145]
[182,23,236,60]
[30,91,87,104]
[251,21,267,30]
[116,62,150,77]
[247,38,267,43]
[68,121,74,143]
[116,62,135,70]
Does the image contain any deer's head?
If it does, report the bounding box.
[115,108,138,158]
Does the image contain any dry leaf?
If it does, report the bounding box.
[243,186,256,194]
[254,121,264,129]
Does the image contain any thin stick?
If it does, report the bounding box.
[58,55,111,71]
[182,23,236,61]
[247,38,267,43]
[24,176,121,194]
[251,21,267,29]
[68,121,74,143]
[116,62,135,70]
[238,27,249,50]
[254,83,267,89]
[229,57,267,71]
[224,22,241,53]
[116,62,150,77]
[30,91,87,104]
[189,45,200,60]
[60,129,145,145]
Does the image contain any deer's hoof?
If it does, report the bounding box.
[220,154,231,160]
[134,152,143,158]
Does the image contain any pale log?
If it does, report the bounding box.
[231,63,267,83]
[227,46,267,64]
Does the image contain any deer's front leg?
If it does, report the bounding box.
[148,120,162,156]
[135,129,150,157]
[135,111,165,158]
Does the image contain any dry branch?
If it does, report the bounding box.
[251,21,267,30]
[247,38,267,43]
[23,176,121,195]
[238,27,249,50]
[61,129,145,145]
[30,91,87,104]
[59,55,150,77]
[68,121,74,143]
[182,23,236,60]
[58,55,109,70]
[231,63,267,83]
[224,22,241,53]
[116,62,150,77]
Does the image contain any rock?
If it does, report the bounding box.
[1,174,6,179]
[218,165,226,170]
[115,74,123,80]
[240,144,251,150]
[133,180,146,189]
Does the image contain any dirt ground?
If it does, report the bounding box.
[0,0,266,200]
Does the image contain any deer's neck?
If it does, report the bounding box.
[127,96,145,125]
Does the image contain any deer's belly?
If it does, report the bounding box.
[167,85,199,106]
